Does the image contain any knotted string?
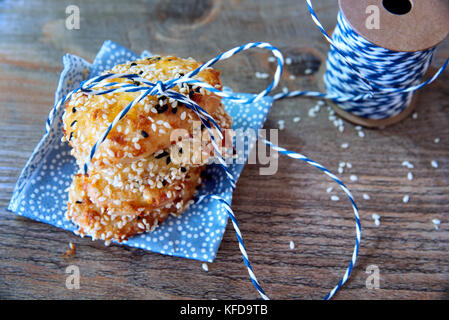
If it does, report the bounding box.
[46,41,362,300]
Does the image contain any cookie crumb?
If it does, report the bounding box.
[62,242,76,258]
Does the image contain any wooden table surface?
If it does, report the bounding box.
[1,0,448,300]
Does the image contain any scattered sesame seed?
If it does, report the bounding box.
[350,175,358,182]
[346,162,352,169]
[358,131,365,138]
[305,68,313,75]
[331,195,340,201]
[293,117,301,123]
[372,213,380,226]
[255,72,269,79]
[431,160,438,168]
[363,193,370,200]
[289,241,295,250]
[289,75,296,80]
[432,219,441,230]
[286,57,292,65]
[407,172,413,181]
[326,186,333,193]
[278,120,285,130]
[434,137,440,144]
[341,143,349,149]
[202,263,209,272]
[403,194,410,203]
[338,167,344,174]
[412,112,418,119]
[267,56,276,63]
[402,161,414,169]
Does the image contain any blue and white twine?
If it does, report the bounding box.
[46,40,362,299]
[273,0,449,120]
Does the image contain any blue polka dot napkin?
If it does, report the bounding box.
[8,41,273,262]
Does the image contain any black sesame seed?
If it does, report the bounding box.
[166,156,171,165]
[189,91,195,99]
[162,180,167,187]
[132,80,141,86]
[179,147,183,154]
[130,62,137,67]
[70,120,77,127]
[155,104,168,113]
[155,151,169,159]
[72,107,77,113]
[201,124,205,130]
[75,200,82,204]
[69,132,74,141]
[141,130,149,138]
[137,216,142,220]
[181,167,186,173]
[139,71,144,75]
[171,107,177,114]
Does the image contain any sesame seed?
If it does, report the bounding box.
[412,112,418,119]
[341,143,349,149]
[278,120,285,130]
[372,213,380,226]
[402,161,414,169]
[285,57,292,65]
[141,130,149,138]
[293,117,301,123]
[331,195,340,201]
[432,219,441,230]
[434,137,440,144]
[363,193,370,200]
[407,172,413,180]
[289,241,295,250]
[403,194,410,203]
[155,151,169,159]
[350,175,358,182]
[326,186,333,193]
[255,72,269,79]
[180,111,186,120]
[431,160,438,168]
[202,263,209,272]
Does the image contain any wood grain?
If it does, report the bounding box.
[0,0,448,300]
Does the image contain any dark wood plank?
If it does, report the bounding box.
[0,0,448,300]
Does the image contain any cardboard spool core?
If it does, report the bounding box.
[339,0,449,52]
[330,0,449,127]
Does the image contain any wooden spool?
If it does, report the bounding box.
[329,0,449,128]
